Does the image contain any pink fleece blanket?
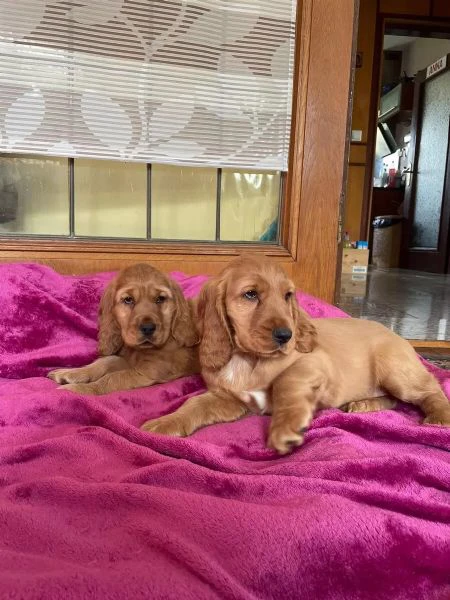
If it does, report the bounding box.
[0,263,449,600]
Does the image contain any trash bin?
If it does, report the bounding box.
[372,215,403,268]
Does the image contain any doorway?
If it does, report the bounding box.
[338,20,450,343]
[372,27,450,274]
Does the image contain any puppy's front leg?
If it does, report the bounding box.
[268,360,322,455]
[61,368,151,395]
[48,356,128,385]
[141,391,248,437]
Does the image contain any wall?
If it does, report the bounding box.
[401,37,450,76]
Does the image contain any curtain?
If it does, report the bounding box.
[0,0,297,169]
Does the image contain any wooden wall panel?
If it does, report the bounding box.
[433,1,450,18]
[0,252,295,279]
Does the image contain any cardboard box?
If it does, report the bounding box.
[342,248,369,275]
[340,273,368,297]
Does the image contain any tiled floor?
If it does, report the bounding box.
[336,267,450,341]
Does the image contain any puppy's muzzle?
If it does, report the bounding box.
[272,327,292,345]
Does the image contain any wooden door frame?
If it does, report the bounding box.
[400,56,450,272]
[0,0,358,303]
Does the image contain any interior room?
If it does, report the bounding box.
[339,0,450,348]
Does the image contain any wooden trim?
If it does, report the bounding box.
[349,162,366,167]
[0,253,299,279]
[380,13,444,21]
[382,16,450,27]
[350,143,367,163]
[360,2,383,241]
[284,0,311,258]
[0,238,292,257]
[291,0,357,301]
[336,1,360,300]
[409,340,450,349]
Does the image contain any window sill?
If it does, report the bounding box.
[0,237,293,258]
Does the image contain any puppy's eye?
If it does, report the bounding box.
[155,295,166,304]
[243,290,258,301]
[285,291,293,301]
[122,296,135,305]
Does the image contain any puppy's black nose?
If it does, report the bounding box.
[140,322,156,337]
[272,327,292,345]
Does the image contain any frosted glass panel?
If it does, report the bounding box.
[0,0,296,170]
[220,170,281,241]
[74,159,147,238]
[151,165,216,240]
[411,70,450,249]
[0,154,69,235]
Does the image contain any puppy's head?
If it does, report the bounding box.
[196,255,317,370]
[98,263,198,355]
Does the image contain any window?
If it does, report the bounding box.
[0,154,69,235]
[0,156,281,242]
[0,0,295,244]
[74,159,147,239]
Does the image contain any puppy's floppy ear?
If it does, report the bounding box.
[98,278,123,356]
[170,280,199,348]
[290,295,317,353]
[197,279,233,370]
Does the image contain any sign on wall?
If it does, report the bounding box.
[426,55,448,79]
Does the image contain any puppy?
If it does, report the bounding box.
[141,255,450,453]
[49,263,199,395]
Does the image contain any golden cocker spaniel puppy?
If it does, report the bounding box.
[49,263,199,395]
[142,255,450,453]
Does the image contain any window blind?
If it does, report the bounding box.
[0,1,296,170]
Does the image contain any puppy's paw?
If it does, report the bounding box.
[48,368,91,385]
[423,409,450,427]
[59,383,101,395]
[345,397,396,413]
[268,424,305,455]
[141,416,187,437]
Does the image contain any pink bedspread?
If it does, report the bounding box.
[0,263,449,600]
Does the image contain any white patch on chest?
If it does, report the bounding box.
[220,356,269,413]
[243,390,269,414]
[220,354,249,385]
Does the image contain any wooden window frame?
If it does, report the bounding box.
[0,0,357,303]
